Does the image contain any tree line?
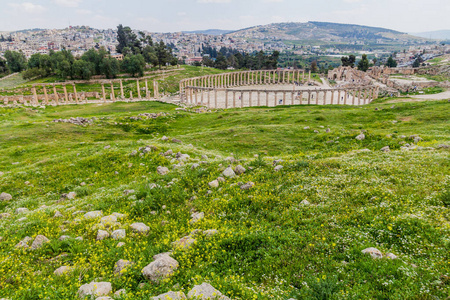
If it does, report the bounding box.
[197,46,280,70]
[340,54,397,71]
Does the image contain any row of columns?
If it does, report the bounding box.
[184,87,379,108]
[180,69,311,102]
[28,80,160,105]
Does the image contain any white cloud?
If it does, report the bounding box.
[177,12,187,16]
[343,0,362,3]
[8,2,46,14]
[76,9,93,15]
[53,0,82,8]
[197,0,231,3]
[264,0,284,2]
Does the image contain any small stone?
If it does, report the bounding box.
[78,281,112,298]
[240,182,254,190]
[203,229,218,236]
[303,126,310,130]
[15,236,32,248]
[15,207,29,214]
[0,192,12,201]
[362,247,383,259]
[157,166,169,175]
[114,289,126,297]
[274,165,283,171]
[355,133,365,141]
[114,259,134,275]
[190,212,204,224]
[187,282,230,300]
[0,213,11,219]
[59,235,71,241]
[191,163,200,169]
[172,236,196,250]
[300,199,310,205]
[217,177,225,182]
[96,230,109,241]
[54,211,64,218]
[54,266,72,276]
[130,150,138,156]
[385,253,398,259]
[31,235,50,250]
[142,253,179,283]
[75,236,83,241]
[84,211,103,219]
[172,138,182,143]
[152,291,187,300]
[326,128,331,133]
[314,130,319,133]
[123,189,135,195]
[130,222,150,234]
[95,297,113,300]
[66,192,76,199]
[222,167,236,178]
[100,215,118,225]
[164,149,173,156]
[234,165,246,175]
[380,146,390,153]
[111,229,126,240]
[208,180,219,188]
[80,182,86,186]
[161,136,169,141]
[116,242,125,247]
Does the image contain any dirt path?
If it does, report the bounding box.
[386,89,450,103]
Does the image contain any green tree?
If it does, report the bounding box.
[116,24,141,55]
[100,56,120,79]
[386,56,398,68]
[4,50,27,72]
[357,54,370,72]
[310,60,318,73]
[341,55,356,67]
[122,54,145,77]
[72,60,94,80]
[214,52,228,70]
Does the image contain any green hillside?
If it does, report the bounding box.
[0,99,449,299]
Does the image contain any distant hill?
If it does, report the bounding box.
[183,29,233,36]
[410,30,450,40]
[226,21,428,45]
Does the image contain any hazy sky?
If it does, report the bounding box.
[1,0,449,33]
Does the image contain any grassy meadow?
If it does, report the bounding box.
[0,98,449,299]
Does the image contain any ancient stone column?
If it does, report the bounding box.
[291,92,295,105]
[207,90,211,108]
[302,70,305,81]
[233,91,236,108]
[225,90,229,109]
[73,85,79,104]
[145,80,149,98]
[282,71,286,83]
[308,70,311,81]
[240,92,244,108]
[307,91,311,105]
[358,90,362,105]
[214,90,218,108]
[120,80,124,99]
[282,92,286,105]
[195,89,198,105]
[130,91,133,100]
[32,86,39,105]
[137,80,141,99]
[266,91,269,106]
[343,90,347,105]
[249,91,253,107]
[101,84,106,102]
[257,91,261,106]
[62,85,68,103]
[331,90,334,105]
[110,82,116,101]
[337,90,341,104]
[274,92,278,106]
[352,90,356,105]
[53,85,59,105]
[299,91,303,105]
[201,88,204,106]
[43,86,49,104]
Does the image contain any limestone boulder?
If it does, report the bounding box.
[15,207,29,214]
[54,266,72,276]
[240,182,254,190]
[78,282,112,298]
[96,230,109,241]
[111,229,126,240]
[190,212,204,224]
[114,259,134,275]
[355,133,365,141]
[0,192,12,201]
[208,180,219,188]
[222,167,236,178]
[234,165,246,175]
[31,235,50,250]
[84,211,103,219]
[172,236,196,250]
[130,222,150,234]
[15,236,32,248]
[362,247,382,259]
[142,253,179,283]
[187,283,230,300]
[152,291,187,300]
[380,146,390,153]
[274,165,283,171]
[157,166,169,175]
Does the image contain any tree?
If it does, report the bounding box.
[310,60,318,73]
[142,45,158,66]
[202,56,215,68]
[412,56,423,68]
[341,55,356,67]
[357,54,370,72]
[386,56,398,68]
[117,24,141,55]
[214,53,228,70]
[100,56,120,79]
[122,54,145,77]
[72,60,94,80]
[0,57,8,74]
[4,50,27,72]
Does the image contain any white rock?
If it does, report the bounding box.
[111,229,126,240]
[0,213,11,219]
[59,235,71,241]
[15,207,29,214]
[114,289,126,297]
[274,165,283,171]
[234,165,246,175]
[96,230,109,241]
[300,200,310,205]
[54,266,72,276]
[187,283,230,300]
[190,212,204,224]
[142,254,179,283]
[0,192,12,201]
[355,133,365,141]
[152,291,187,300]
[84,211,103,219]
[67,192,76,199]
[240,182,254,190]
[172,236,196,250]
[114,259,134,275]
[78,282,112,298]
[362,247,383,259]
[222,167,236,178]
[208,180,219,188]
[100,215,118,225]
[380,146,390,153]
[15,236,32,248]
[95,297,113,300]
[116,242,125,247]
[191,163,200,169]
[385,253,398,259]
[130,222,150,234]
[157,166,169,175]
[31,235,50,250]
[53,211,64,218]
[203,229,218,236]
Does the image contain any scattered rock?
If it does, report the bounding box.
[53,211,64,218]
[54,266,72,276]
[78,281,112,298]
[15,236,32,248]
[114,259,134,275]
[380,146,390,153]
[59,235,71,241]
[274,165,283,171]
[31,235,50,250]
[142,253,179,283]
[15,207,29,214]
[172,236,196,250]
[208,180,219,188]
[116,242,125,248]
[191,163,200,169]
[300,200,310,205]
[222,167,236,178]
[96,230,109,241]
[172,138,182,143]
[190,212,204,224]
[187,283,230,300]
[326,128,331,133]
[111,229,126,240]
[234,165,246,175]
[303,126,310,130]
[203,229,218,236]
[157,166,169,175]
[84,211,103,219]
[385,253,398,259]
[0,213,11,219]
[123,189,135,195]
[161,136,169,141]
[152,291,187,300]
[355,133,365,141]
[130,222,150,234]
[0,192,12,201]
[240,182,254,190]
[53,117,94,126]
[104,145,111,149]
[362,247,382,259]
[314,130,319,133]
[436,144,449,149]
[114,289,126,297]
[100,215,118,225]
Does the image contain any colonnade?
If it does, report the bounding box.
[183,86,379,109]
[21,79,160,106]
[179,69,310,102]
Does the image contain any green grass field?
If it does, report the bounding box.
[0,98,449,299]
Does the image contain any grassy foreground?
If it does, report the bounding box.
[0,99,449,299]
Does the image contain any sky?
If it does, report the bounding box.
[1,0,449,33]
